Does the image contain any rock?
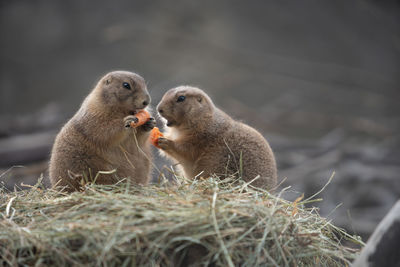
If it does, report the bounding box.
[352,200,400,267]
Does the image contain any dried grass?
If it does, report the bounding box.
[0,175,362,266]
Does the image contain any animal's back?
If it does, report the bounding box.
[186,115,277,189]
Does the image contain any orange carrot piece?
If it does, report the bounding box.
[150,127,164,148]
[130,110,151,128]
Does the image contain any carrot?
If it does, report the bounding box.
[149,127,164,148]
[129,109,151,128]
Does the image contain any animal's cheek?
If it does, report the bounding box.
[176,108,186,119]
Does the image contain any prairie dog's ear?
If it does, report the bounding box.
[197,96,202,103]
[104,74,113,85]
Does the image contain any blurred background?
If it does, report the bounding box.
[1,0,399,241]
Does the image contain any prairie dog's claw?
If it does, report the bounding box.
[124,115,139,128]
[157,137,172,150]
[141,117,156,131]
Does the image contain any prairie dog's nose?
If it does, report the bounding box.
[142,95,150,107]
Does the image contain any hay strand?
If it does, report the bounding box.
[0,176,362,266]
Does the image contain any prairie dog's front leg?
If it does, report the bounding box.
[157,137,176,152]
[123,115,139,128]
[123,115,155,142]
[136,117,156,143]
[158,137,190,162]
[137,117,156,132]
[123,115,155,131]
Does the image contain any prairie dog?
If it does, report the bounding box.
[156,86,277,190]
[49,71,155,191]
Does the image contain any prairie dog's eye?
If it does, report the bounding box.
[122,82,131,90]
[177,95,186,102]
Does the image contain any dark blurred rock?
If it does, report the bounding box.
[353,200,400,267]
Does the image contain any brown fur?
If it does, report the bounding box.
[156,86,277,190]
[49,71,155,192]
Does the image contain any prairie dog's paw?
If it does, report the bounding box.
[124,115,139,128]
[140,117,156,132]
[157,137,174,150]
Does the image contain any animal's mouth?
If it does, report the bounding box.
[165,117,176,127]
[159,114,175,127]
[158,112,176,127]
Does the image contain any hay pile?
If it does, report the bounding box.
[1,176,362,266]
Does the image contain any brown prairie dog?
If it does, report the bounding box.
[49,71,156,192]
[156,86,277,190]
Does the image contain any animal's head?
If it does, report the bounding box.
[96,71,150,114]
[157,86,214,128]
